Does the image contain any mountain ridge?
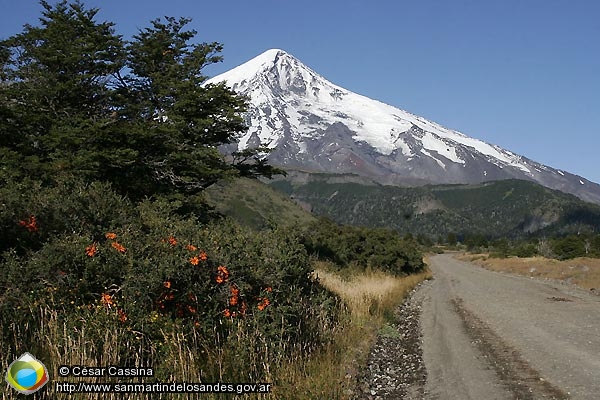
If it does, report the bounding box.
[267,173,600,239]
[207,49,600,204]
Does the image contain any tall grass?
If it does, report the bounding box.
[2,264,430,400]
[268,263,432,399]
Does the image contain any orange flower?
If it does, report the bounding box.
[190,256,200,266]
[101,293,114,308]
[240,301,248,315]
[215,265,229,284]
[223,308,232,317]
[111,241,126,253]
[105,232,117,240]
[18,215,38,232]
[265,287,273,293]
[163,281,172,289]
[167,236,177,246]
[164,293,175,301]
[187,305,196,314]
[257,297,270,311]
[186,244,198,252]
[85,243,98,257]
[229,285,240,306]
[199,251,208,261]
[117,309,128,322]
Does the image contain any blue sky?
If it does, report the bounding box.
[2,0,599,183]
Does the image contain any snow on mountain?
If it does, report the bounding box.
[206,49,600,204]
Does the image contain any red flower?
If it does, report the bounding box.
[111,241,126,253]
[229,285,240,306]
[85,243,98,257]
[257,297,270,311]
[117,309,128,322]
[215,265,229,284]
[101,293,114,308]
[18,215,38,232]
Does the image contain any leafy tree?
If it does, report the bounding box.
[0,1,125,182]
[0,1,282,201]
[551,235,587,260]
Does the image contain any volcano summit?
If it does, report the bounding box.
[207,49,600,204]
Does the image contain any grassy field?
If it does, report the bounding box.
[459,254,600,291]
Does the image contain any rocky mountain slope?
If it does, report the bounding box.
[207,49,600,204]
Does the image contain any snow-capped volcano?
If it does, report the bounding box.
[207,49,600,204]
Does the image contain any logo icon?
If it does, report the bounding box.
[6,353,49,395]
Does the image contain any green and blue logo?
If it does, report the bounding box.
[6,353,49,395]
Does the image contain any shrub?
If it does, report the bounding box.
[301,218,424,275]
[0,180,338,382]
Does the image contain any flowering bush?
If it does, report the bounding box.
[0,176,338,381]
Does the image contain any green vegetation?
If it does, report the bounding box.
[0,3,426,399]
[0,0,281,205]
[271,174,600,242]
[203,177,316,230]
[302,218,424,276]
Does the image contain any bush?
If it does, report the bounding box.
[301,218,424,275]
[513,242,538,258]
[551,235,587,260]
[0,177,338,383]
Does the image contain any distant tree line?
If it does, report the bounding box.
[442,232,600,260]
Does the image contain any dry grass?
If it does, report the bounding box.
[314,267,430,321]
[2,264,431,400]
[270,263,431,399]
[459,254,600,290]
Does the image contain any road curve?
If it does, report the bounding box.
[416,254,600,400]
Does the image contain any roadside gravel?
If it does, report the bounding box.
[355,282,429,400]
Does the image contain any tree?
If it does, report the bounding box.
[551,235,586,260]
[0,1,124,182]
[0,1,282,201]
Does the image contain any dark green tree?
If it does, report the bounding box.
[1,1,282,200]
[0,1,124,182]
[551,235,586,260]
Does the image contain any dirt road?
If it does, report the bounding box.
[416,254,600,399]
